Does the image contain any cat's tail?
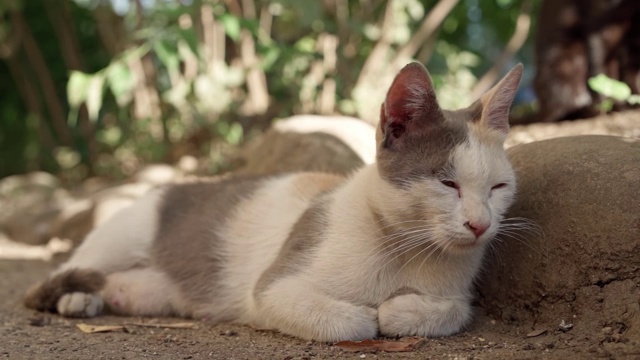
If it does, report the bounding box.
[24,269,105,312]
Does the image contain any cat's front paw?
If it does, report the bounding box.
[57,292,103,318]
[308,304,379,342]
[378,294,471,338]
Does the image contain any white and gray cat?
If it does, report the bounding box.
[25,62,523,342]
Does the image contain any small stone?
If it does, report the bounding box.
[526,329,547,338]
[29,317,50,327]
[558,320,573,332]
[601,327,613,336]
[359,354,366,359]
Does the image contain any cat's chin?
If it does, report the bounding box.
[446,239,486,254]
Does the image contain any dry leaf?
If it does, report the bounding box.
[526,329,547,338]
[124,322,197,329]
[335,337,427,353]
[76,323,124,333]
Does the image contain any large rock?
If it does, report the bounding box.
[479,135,640,343]
[236,115,376,175]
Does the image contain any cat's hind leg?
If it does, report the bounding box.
[24,269,105,317]
[54,187,165,276]
[100,267,188,317]
[25,188,165,317]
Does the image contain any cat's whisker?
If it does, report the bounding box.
[374,219,431,231]
[416,240,448,274]
[392,241,442,279]
[495,231,541,255]
[374,235,434,268]
[486,239,503,267]
[499,223,543,235]
[499,218,544,236]
[434,237,455,266]
[365,225,438,258]
[375,233,438,270]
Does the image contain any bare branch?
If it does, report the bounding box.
[239,30,269,115]
[392,0,460,67]
[259,4,272,38]
[353,0,395,91]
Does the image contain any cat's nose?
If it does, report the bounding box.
[465,221,489,238]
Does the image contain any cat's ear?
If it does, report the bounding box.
[479,63,523,136]
[378,62,442,149]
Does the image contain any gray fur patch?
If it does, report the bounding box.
[377,102,480,187]
[253,196,330,297]
[152,176,265,306]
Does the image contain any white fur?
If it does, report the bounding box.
[247,154,512,341]
[57,292,103,318]
[40,65,520,341]
[102,267,186,316]
[44,143,515,340]
[203,174,318,321]
[54,187,164,276]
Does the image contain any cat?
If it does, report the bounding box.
[24,62,523,342]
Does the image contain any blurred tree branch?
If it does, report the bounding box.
[471,0,532,99]
[392,0,460,67]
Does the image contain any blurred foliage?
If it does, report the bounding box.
[0,0,540,181]
[589,74,640,112]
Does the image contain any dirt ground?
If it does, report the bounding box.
[0,255,633,359]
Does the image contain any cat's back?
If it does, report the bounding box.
[151,172,345,318]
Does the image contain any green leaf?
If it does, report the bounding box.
[627,94,640,105]
[220,14,241,41]
[106,61,135,106]
[153,40,180,71]
[86,74,105,122]
[261,45,281,71]
[588,74,632,101]
[67,71,91,108]
[294,36,315,53]
[226,122,243,145]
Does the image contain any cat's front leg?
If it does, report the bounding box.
[254,277,378,342]
[378,293,472,338]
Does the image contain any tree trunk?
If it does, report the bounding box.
[12,11,73,146]
[44,0,99,169]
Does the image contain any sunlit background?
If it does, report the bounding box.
[4,0,639,183]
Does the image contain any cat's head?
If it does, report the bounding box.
[374,62,522,254]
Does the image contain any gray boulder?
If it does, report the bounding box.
[479,135,640,342]
[236,115,376,176]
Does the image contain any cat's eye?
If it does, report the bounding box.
[441,180,459,189]
[491,183,507,190]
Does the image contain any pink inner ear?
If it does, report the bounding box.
[384,63,437,126]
